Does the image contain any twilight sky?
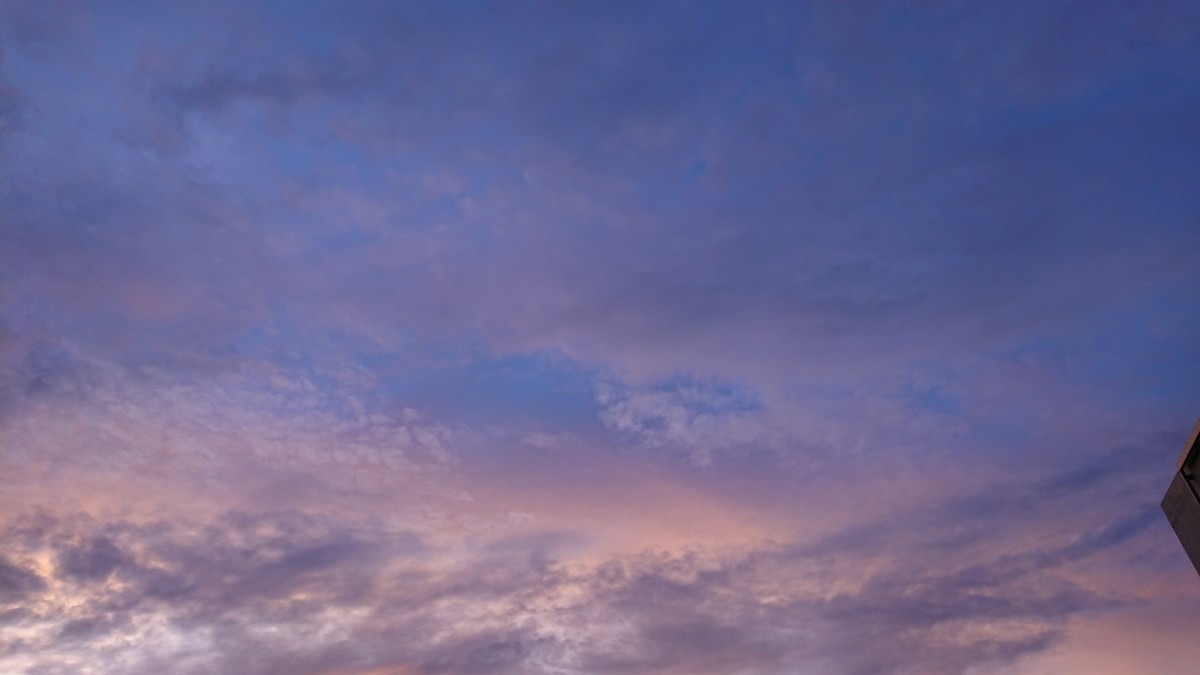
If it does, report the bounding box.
[1,2,1199,673]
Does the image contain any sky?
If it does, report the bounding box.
[1,1,1199,673]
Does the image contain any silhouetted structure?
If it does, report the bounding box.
[1162,418,1200,576]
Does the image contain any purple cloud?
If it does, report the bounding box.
[2,1,1199,673]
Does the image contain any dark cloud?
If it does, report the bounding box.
[56,536,129,583]
[0,555,43,601]
[0,1,90,50]
[0,1,1198,673]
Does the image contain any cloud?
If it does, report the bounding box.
[56,537,129,584]
[0,428,1175,674]
[0,556,44,602]
[2,1,1197,393]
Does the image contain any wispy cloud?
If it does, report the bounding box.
[2,1,1199,672]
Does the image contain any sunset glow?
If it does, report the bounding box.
[2,2,1199,673]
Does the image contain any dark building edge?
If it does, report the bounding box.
[1162,417,1200,576]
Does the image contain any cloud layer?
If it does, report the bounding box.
[2,1,1199,673]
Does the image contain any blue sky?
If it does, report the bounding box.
[2,2,1199,673]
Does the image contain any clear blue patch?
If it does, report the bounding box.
[387,350,602,427]
[916,387,961,416]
